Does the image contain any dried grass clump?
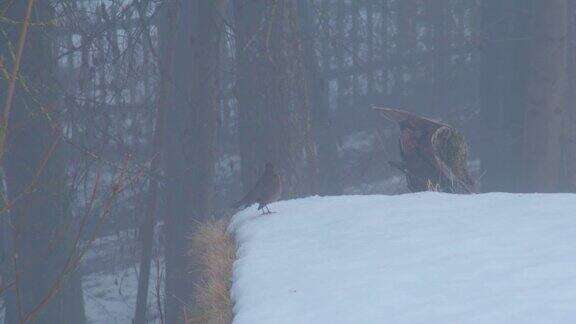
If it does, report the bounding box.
[187,218,235,324]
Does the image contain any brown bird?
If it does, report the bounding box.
[232,162,282,214]
[374,107,475,193]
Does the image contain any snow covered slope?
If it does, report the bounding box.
[229,193,576,324]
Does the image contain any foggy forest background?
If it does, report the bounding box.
[0,0,574,323]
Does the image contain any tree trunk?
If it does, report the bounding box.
[133,0,177,322]
[297,0,343,196]
[234,0,316,198]
[0,2,86,323]
[522,0,568,192]
[397,0,418,108]
[479,0,530,192]
[561,0,576,192]
[162,0,225,322]
[429,0,449,117]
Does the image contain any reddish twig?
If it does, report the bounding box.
[0,0,35,164]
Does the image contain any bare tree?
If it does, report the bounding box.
[1,1,86,322]
[234,0,318,198]
[522,0,568,192]
[298,0,343,195]
[134,0,178,322]
[562,0,576,191]
[162,0,226,322]
[428,0,449,117]
[479,0,530,192]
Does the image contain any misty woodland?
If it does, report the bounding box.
[1,1,576,324]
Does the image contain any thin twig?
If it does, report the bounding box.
[0,0,35,164]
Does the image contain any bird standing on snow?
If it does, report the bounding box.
[232,162,282,214]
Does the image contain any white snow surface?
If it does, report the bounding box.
[229,193,576,324]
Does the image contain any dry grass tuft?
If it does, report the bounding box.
[187,218,235,324]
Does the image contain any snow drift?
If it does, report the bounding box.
[229,193,576,324]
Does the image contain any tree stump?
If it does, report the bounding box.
[375,107,475,194]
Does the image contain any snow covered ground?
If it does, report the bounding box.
[83,261,163,324]
[230,193,576,324]
[1,239,163,324]
[81,230,164,324]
